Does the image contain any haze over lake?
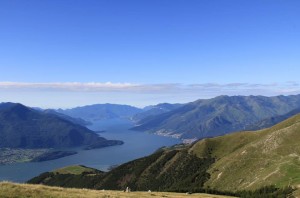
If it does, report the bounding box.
[0,119,180,182]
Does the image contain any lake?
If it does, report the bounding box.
[0,119,181,182]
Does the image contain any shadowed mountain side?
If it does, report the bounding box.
[29,149,214,191]
[0,103,123,149]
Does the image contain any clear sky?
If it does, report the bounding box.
[0,0,299,108]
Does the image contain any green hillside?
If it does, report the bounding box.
[29,114,300,197]
[191,113,300,192]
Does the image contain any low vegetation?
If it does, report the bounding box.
[0,182,233,198]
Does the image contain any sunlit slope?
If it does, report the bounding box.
[191,114,300,191]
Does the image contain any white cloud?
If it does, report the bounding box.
[0,82,137,91]
[0,81,299,95]
[0,82,186,93]
[0,81,300,108]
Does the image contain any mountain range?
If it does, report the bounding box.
[29,113,300,196]
[132,95,300,140]
[0,103,123,149]
[56,104,142,122]
[3,94,300,149]
[46,95,300,142]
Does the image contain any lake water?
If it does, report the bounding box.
[0,119,180,182]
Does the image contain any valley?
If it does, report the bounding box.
[0,119,180,182]
[2,1,299,197]
[1,95,300,197]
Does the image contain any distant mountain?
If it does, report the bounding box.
[0,103,123,149]
[246,107,300,130]
[29,113,300,196]
[132,103,183,123]
[132,95,300,140]
[43,109,92,126]
[57,104,142,122]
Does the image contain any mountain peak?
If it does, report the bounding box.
[0,102,27,110]
[0,103,33,119]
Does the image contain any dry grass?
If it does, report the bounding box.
[0,182,234,198]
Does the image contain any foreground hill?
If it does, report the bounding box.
[29,113,300,196]
[132,95,300,140]
[0,182,233,198]
[191,115,300,192]
[57,104,142,122]
[0,103,123,148]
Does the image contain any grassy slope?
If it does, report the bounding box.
[53,165,99,175]
[0,182,233,198]
[190,114,300,192]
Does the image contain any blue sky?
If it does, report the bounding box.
[0,0,300,108]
